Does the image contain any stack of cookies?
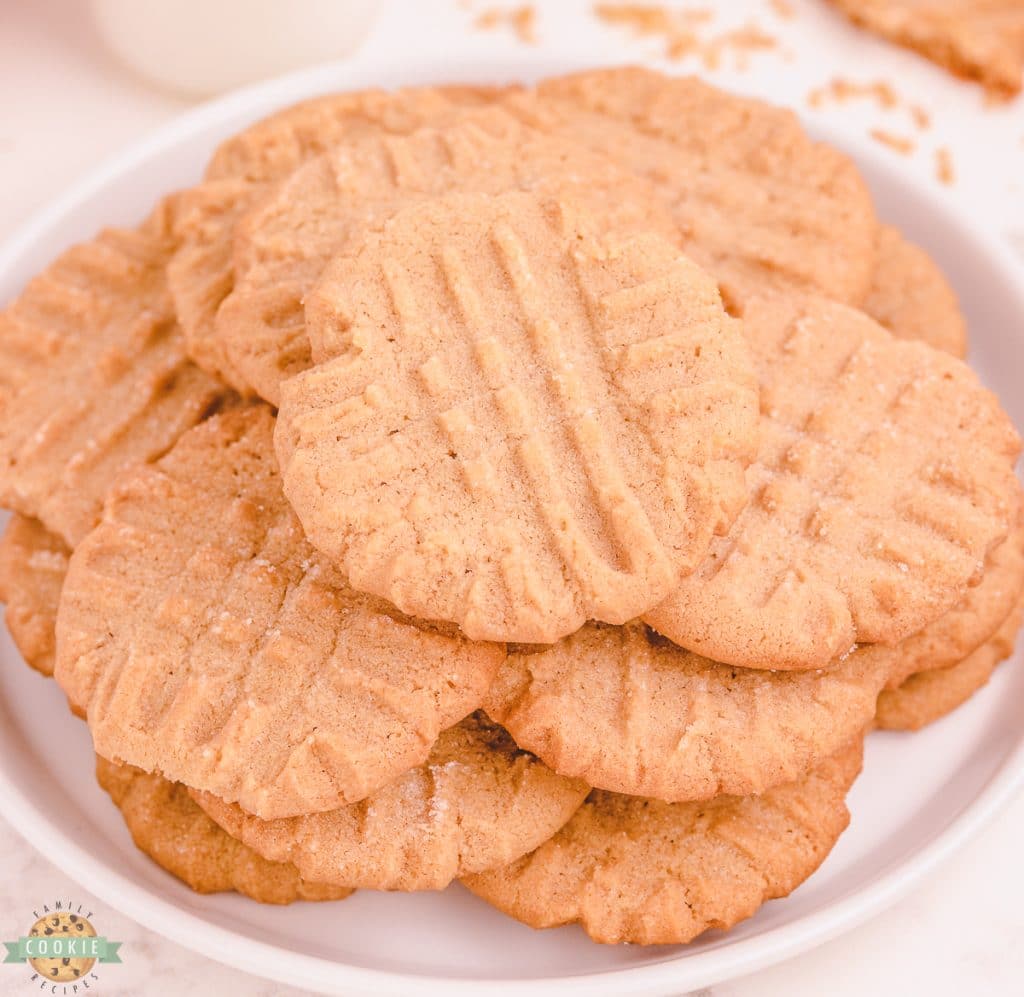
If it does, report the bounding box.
[0,68,1020,946]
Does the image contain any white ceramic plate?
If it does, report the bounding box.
[1,52,1022,997]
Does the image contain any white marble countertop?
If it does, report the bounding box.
[1,2,1023,995]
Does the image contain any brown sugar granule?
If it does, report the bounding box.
[594,2,711,58]
[870,128,916,155]
[808,78,899,109]
[666,30,701,61]
[936,146,955,185]
[594,5,776,69]
[475,5,537,44]
[807,78,932,133]
[595,4,713,34]
[704,25,778,69]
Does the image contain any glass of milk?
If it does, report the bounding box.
[91,0,380,97]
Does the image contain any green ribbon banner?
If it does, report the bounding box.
[3,936,122,963]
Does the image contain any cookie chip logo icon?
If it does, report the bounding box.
[26,913,99,983]
[3,902,121,988]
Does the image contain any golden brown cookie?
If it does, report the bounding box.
[504,67,878,310]
[462,738,863,945]
[217,106,679,405]
[281,189,759,644]
[829,1,1024,100]
[0,223,226,546]
[863,225,968,358]
[486,515,1024,799]
[0,515,69,677]
[96,756,349,903]
[191,713,588,891]
[486,621,887,801]
[56,406,503,819]
[880,513,1024,689]
[205,85,508,184]
[876,599,1023,730]
[645,294,1021,670]
[169,86,505,394]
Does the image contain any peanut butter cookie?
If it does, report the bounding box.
[506,67,878,310]
[0,221,226,546]
[97,757,349,903]
[0,515,69,676]
[462,739,863,945]
[57,407,503,819]
[281,189,759,643]
[645,295,1020,669]
[876,598,1023,729]
[864,224,967,358]
[192,713,588,891]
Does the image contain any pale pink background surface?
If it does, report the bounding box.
[1,2,1022,995]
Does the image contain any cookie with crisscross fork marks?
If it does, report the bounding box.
[96,757,350,903]
[863,225,967,358]
[462,738,863,945]
[55,406,503,819]
[483,518,1023,801]
[0,221,227,547]
[644,295,1021,670]
[876,597,1024,730]
[501,67,878,312]
[485,621,887,802]
[216,105,679,406]
[191,712,588,892]
[488,516,1024,798]
[167,85,507,394]
[205,85,510,184]
[279,190,759,643]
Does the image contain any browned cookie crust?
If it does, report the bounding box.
[97,757,350,903]
[876,599,1024,729]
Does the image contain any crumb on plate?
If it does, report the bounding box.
[870,128,915,155]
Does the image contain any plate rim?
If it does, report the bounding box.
[1,50,1023,997]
